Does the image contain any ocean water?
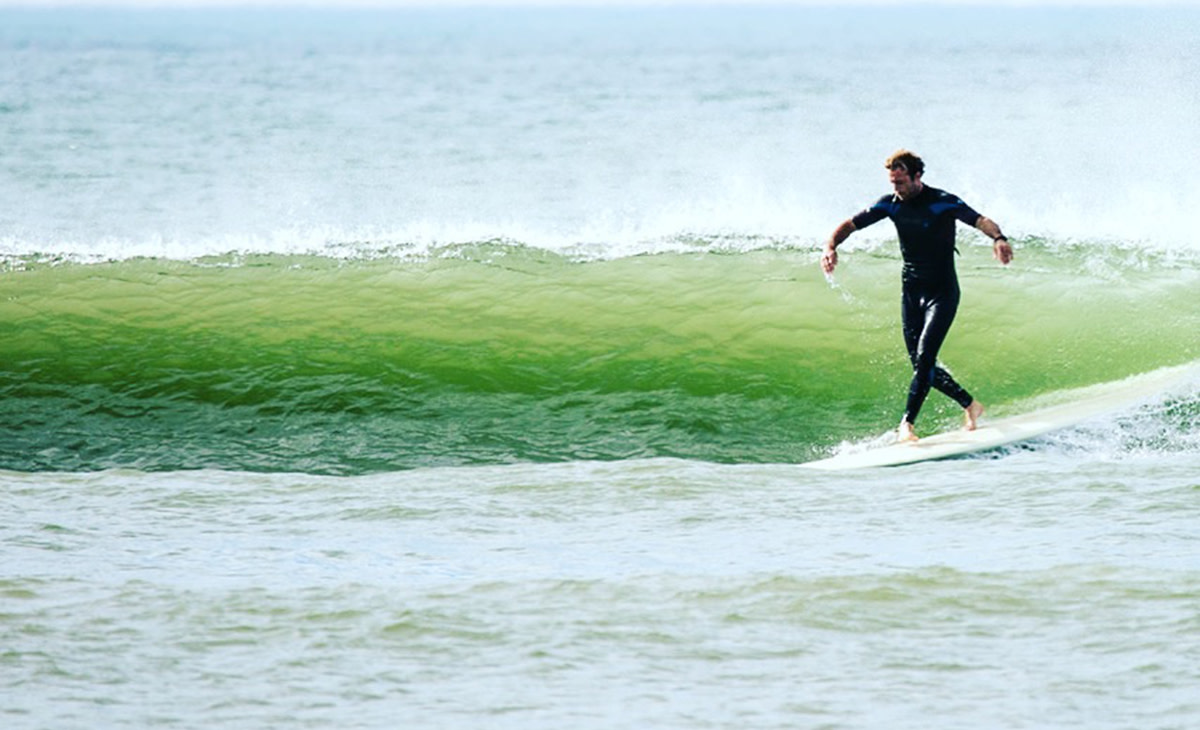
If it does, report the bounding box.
[3,5,1200,729]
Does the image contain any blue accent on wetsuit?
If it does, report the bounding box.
[850,186,981,423]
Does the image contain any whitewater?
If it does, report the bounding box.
[3,5,1199,729]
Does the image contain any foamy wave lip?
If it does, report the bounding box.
[0,223,821,265]
[4,201,1200,266]
[0,193,845,262]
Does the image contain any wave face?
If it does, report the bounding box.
[2,239,1196,474]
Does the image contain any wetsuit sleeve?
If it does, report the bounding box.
[850,198,890,229]
[949,197,982,226]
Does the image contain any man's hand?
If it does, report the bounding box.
[993,238,1013,265]
[821,244,838,274]
[976,216,1013,265]
[822,219,856,275]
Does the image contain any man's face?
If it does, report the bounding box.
[889,166,921,200]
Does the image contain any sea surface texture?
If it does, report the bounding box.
[3,6,1199,729]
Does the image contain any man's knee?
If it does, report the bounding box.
[912,359,938,385]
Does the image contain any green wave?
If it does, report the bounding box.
[2,240,1197,474]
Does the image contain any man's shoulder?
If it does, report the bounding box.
[924,186,972,208]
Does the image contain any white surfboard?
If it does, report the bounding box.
[801,361,1198,471]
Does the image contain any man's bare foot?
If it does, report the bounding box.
[897,420,919,443]
[964,400,984,431]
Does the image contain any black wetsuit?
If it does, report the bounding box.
[851,185,981,423]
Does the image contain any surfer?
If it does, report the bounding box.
[821,149,1013,443]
